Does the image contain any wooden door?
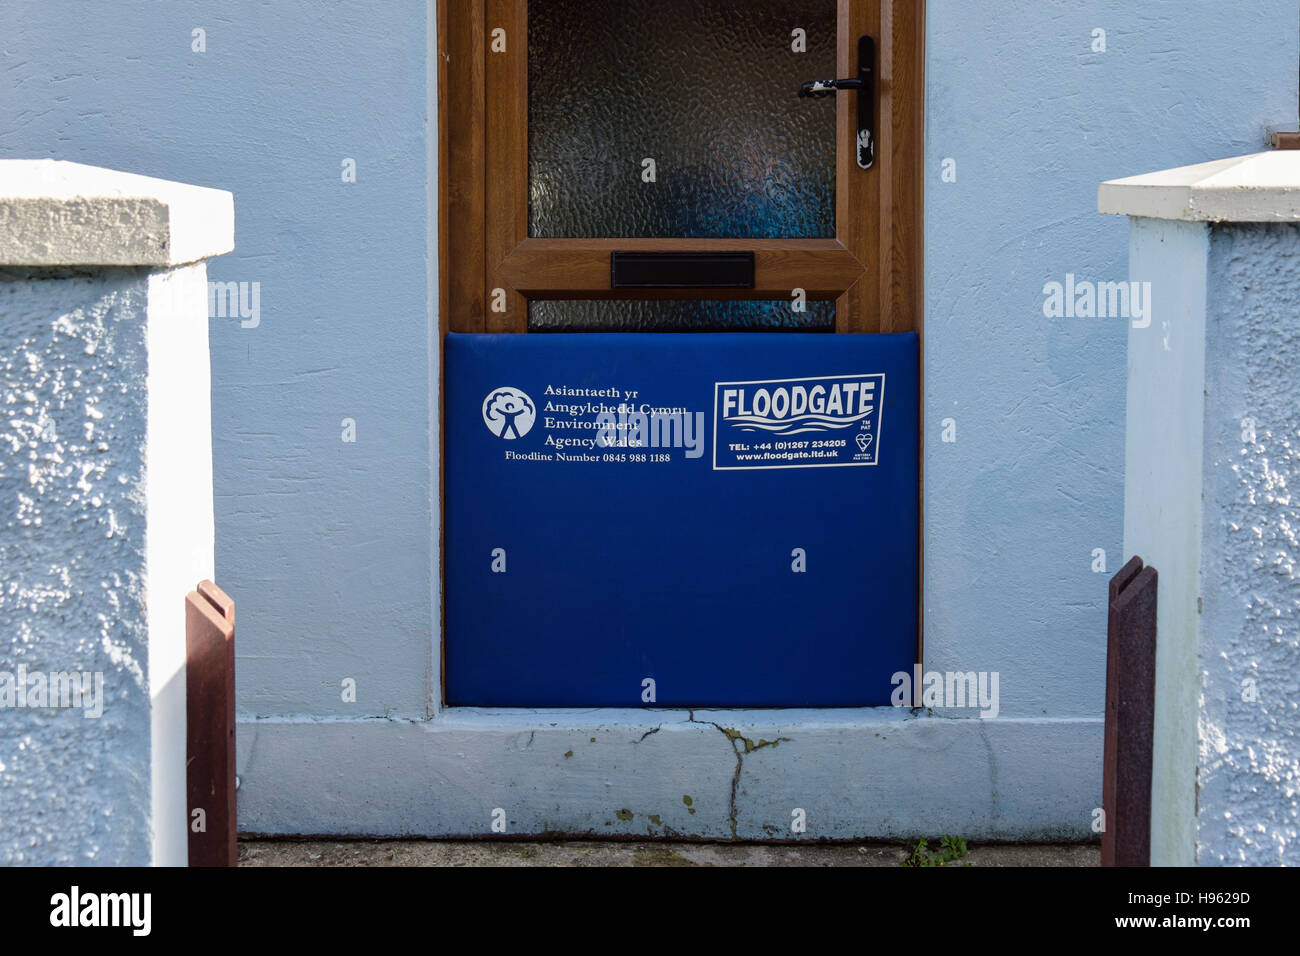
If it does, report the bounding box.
[438,0,923,336]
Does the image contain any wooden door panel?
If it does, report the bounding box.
[499,238,864,300]
[484,0,527,332]
[440,0,922,334]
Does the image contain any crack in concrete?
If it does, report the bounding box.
[637,725,662,742]
[688,710,791,839]
[977,719,1000,827]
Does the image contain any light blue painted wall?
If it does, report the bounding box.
[1,0,435,720]
[924,0,1297,718]
[0,1,1295,838]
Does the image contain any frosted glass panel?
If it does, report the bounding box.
[528,0,838,239]
[529,299,835,332]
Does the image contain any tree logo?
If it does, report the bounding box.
[482,387,536,440]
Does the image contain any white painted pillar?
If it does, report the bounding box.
[1101,152,1300,866]
[0,160,233,865]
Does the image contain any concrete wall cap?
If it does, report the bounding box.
[1099,151,1300,223]
[0,159,234,266]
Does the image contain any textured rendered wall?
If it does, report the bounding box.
[0,269,152,864]
[1198,223,1300,864]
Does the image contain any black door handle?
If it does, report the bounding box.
[799,78,862,95]
[799,36,874,170]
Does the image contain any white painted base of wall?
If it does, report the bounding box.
[146,263,216,867]
[236,711,1101,841]
[1122,217,1208,867]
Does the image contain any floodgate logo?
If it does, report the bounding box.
[713,374,885,470]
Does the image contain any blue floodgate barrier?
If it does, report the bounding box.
[445,332,918,707]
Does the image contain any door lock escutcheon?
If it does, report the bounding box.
[799,35,874,170]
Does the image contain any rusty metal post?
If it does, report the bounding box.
[1102,556,1157,867]
[186,580,236,867]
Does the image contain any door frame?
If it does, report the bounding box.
[438,0,924,334]
[435,0,926,708]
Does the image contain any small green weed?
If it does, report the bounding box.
[902,835,970,867]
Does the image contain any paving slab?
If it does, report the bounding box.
[238,839,1099,868]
